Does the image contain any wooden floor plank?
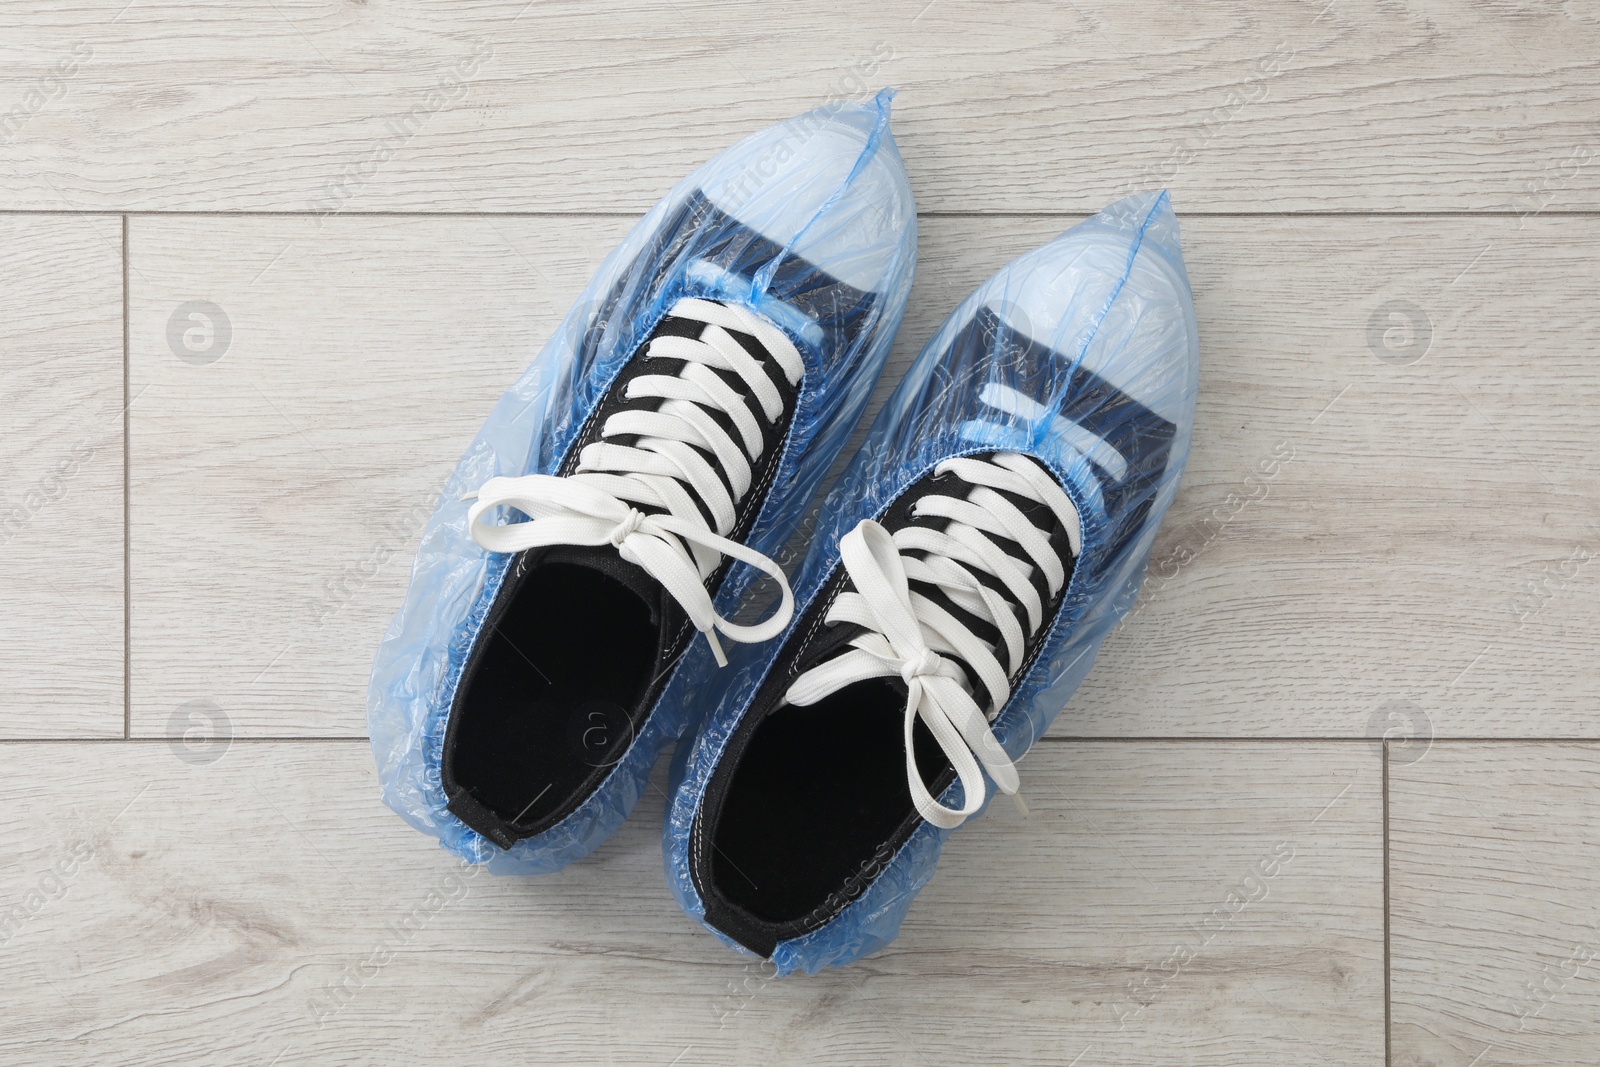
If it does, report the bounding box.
[1,1,1598,213]
[126,214,630,737]
[128,214,1600,739]
[1060,215,1600,741]
[0,216,125,737]
[0,740,1380,1066]
[1390,743,1600,1067]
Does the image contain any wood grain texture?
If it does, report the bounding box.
[0,216,124,737]
[127,214,632,737]
[1389,743,1600,1067]
[0,740,1380,1066]
[2,1,1599,213]
[129,214,1600,738]
[1058,215,1600,740]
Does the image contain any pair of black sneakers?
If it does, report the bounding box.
[369,91,1199,972]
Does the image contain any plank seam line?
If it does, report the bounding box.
[3,209,1600,220]
[1383,738,1391,1067]
[122,214,131,742]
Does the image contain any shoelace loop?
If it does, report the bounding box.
[463,298,803,667]
[786,452,1078,828]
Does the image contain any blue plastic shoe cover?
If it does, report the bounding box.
[368,91,917,874]
[664,191,1199,971]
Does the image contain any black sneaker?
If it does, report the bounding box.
[665,192,1199,970]
[369,91,916,873]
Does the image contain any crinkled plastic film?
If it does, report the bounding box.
[369,90,917,874]
[665,191,1200,972]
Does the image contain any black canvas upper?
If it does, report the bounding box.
[441,303,802,847]
[439,198,879,850]
[689,456,1077,957]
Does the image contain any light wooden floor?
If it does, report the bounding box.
[3,3,1598,1065]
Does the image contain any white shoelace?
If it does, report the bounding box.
[786,453,1080,828]
[464,298,804,666]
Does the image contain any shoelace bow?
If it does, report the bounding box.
[464,298,803,666]
[786,453,1081,828]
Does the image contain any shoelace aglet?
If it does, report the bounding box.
[458,489,480,503]
[705,629,729,668]
[1009,790,1029,818]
